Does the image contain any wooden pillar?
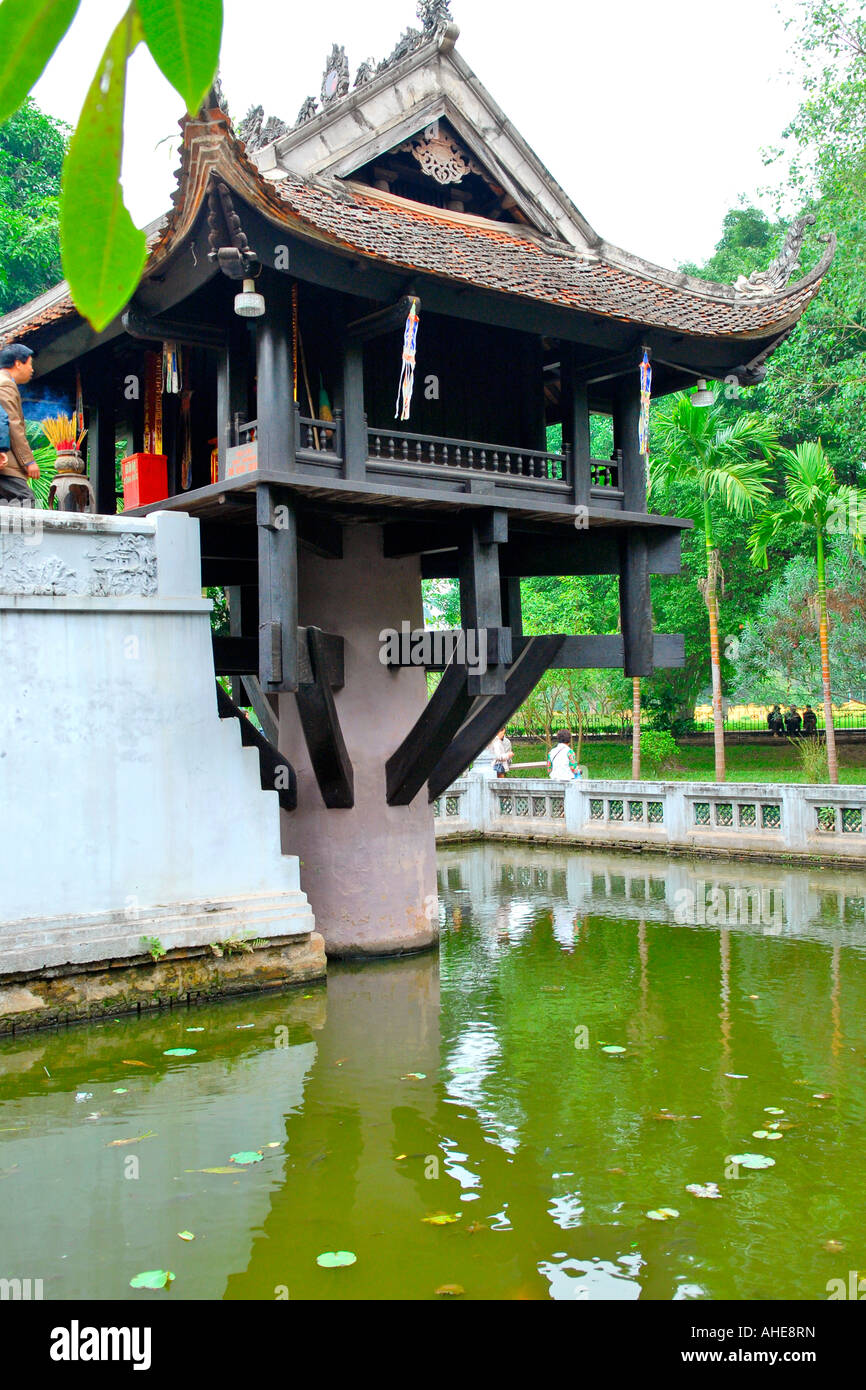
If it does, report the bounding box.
[255,274,294,475]
[613,375,646,513]
[89,369,117,515]
[459,509,509,696]
[257,483,298,692]
[341,341,367,480]
[560,344,590,508]
[614,371,652,675]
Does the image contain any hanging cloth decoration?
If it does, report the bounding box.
[638,349,652,456]
[180,385,193,490]
[162,340,181,394]
[394,298,419,421]
[318,374,334,448]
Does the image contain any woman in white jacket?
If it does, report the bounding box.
[548,729,580,780]
[490,727,513,778]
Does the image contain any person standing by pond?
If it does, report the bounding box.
[0,343,39,507]
[548,729,581,780]
[803,705,818,735]
[490,726,513,778]
[767,704,784,737]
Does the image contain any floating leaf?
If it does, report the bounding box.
[236,1024,255,1029]
[177,1231,195,1241]
[686,1182,722,1199]
[136,0,223,113]
[658,1208,679,1218]
[652,1112,685,1122]
[395,1154,408,1161]
[186,1027,205,1033]
[59,8,148,331]
[74,1092,93,1102]
[164,1048,197,1057]
[401,1072,426,1080]
[129,1269,174,1289]
[813,1092,832,1100]
[646,1210,667,1221]
[112,1088,129,1094]
[727,1153,775,1170]
[106,1131,156,1148]
[766,1132,783,1140]
[422,1212,462,1225]
[230,1151,263,1165]
[824,1239,846,1254]
[601,1045,626,1055]
[764,1107,785,1115]
[265,1142,281,1149]
[185,1166,241,1174]
[0,0,81,124]
[316,1250,356,1268]
[752,1130,769,1139]
[122,1060,153,1068]
[435,1283,465,1296]
[725,1073,748,1079]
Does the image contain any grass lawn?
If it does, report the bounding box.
[507,740,866,785]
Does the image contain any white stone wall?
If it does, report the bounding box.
[0,508,315,974]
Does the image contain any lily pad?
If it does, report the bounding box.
[727,1152,775,1170]
[112,1088,128,1094]
[422,1212,462,1225]
[686,1182,722,1199]
[401,1073,426,1080]
[435,1283,465,1296]
[177,1231,195,1241]
[764,1107,785,1115]
[316,1250,356,1267]
[601,1045,627,1055]
[752,1130,769,1139]
[766,1132,783,1140]
[129,1269,174,1289]
[658,1207,679,1218]
[230,1151,263,1165]
[646,1210,668,1221]
[163,1048,197,1057]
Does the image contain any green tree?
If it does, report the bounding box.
[0,97,67,312]
[750,440,866,783]
[650,395,777,781]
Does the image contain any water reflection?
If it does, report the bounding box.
[1,842,865,1301]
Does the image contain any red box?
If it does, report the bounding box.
[121,453,168,508]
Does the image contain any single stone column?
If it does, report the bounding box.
[278,524,438,957]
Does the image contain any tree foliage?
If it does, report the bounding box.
[0,97,68,313]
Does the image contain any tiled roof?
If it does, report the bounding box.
[0,111,834,347]
[272,175,833,339]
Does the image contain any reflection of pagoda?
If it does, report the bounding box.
[0,3,832,956]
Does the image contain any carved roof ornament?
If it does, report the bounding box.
[734,214,819,297]
[321,44,350,105]
[237,104,290,152]
[296,95,319,126]
[354,58,377,89]
[417,0,454,32]
[400,121,480,185]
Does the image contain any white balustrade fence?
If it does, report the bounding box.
[433,773,866,861]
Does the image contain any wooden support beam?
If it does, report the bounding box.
[458,511,508,696]
[122,308,227,351]
[423,525,684,579]
[255,274,294,475]
[341,341,367,481]
[240,675,279,745]
[88,369,117,515]
[215,680,296,812]
[560,343,591,509]
[257,484,298,692]
[213,630,344,687]
[527,633,684,669]
[619,532,653,677]
[428,635,565,799]
[294,626,354,808]
[386,660,475,806]
[500,575,524,640]
[346,295,420,342]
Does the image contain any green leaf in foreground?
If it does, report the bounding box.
[129,1268,174,1289]
[59,6,147,331]
[0,0,81,124]
[136,0,223,113]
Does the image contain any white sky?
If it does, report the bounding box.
[33,0,803,270]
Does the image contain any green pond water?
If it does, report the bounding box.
[1,842,865,1301]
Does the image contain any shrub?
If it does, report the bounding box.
[640,729,680,772]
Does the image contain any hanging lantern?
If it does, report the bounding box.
[234,277,265,318]
[692,378,716,408]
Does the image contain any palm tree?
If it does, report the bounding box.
[651,395,777,782]
[750,441,866,784]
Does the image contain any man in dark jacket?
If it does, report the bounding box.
[785,705,802,736]
[803,706,818,735]
[0,343,39,506]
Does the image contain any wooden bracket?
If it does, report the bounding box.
[386,660,475,806]
[257,484,298,693]
[294,626,354,808]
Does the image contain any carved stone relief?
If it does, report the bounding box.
[0,531,158,597]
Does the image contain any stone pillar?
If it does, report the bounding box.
[278,524,438,957]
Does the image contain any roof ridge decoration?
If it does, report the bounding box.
[399,121,480,185]
[734,213,826,298]
[290,2,458,131]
